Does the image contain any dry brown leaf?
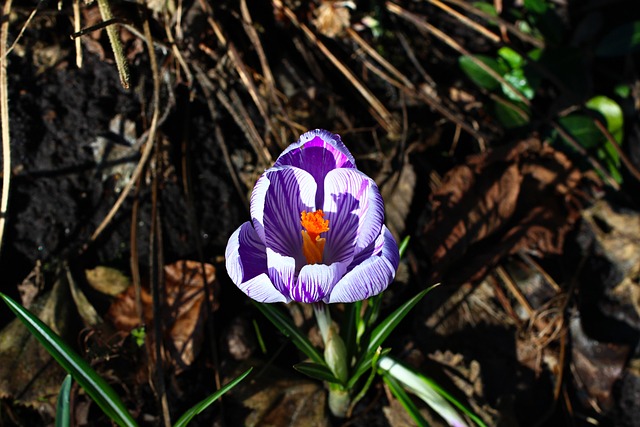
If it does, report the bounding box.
[312,1,353,38]
[422,138,587,285]
[106,260,219,373]
[0,279,69,414]
[226,362,330,427]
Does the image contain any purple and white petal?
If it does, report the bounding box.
[266,248,296,301]
[225,222,268,285]
[291,262,348,303]
[275,130,356,207]
[322,168,385,265]
[328,227,399,303]
[251,166,316,266]
[237,273,288,303]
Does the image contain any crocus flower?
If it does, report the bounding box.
[225,129,399,303]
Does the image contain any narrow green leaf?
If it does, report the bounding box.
[0,292,137,427]
[596,21,640,57]
[367,286,437,353]
[294,362,340,383]
[342,302,358,362]
[347,348,391,389]
[173,367,252,427]
[458,55,505,91]
[379,356,487,427]
[253,302,325,365]
[383,374,430,427]
[398,236,410,259]
[55,375,73,427]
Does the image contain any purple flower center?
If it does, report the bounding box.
[300,210,330,265]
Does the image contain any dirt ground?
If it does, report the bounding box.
[1,0,639,426]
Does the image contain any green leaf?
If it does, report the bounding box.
[497,47,525,69]
[383,374,430,427]
[347,348,391,389]
[493,100,530,128]
[557,114,602,149]
[173,367,252,427]
[614,84,631,98]
[0,292,137,427]
[294,362,340,383]
[253,302,325,365]
[348,286,438,388]
[586,95,624,143]
[524,0,548,14]
[367,286,437,353]
[502,69,535,101]
[398,236,410,259]
[458,55,505,91]
[471,2,497,17]
[55,375,73,427]
[379,356,487,427]
[596,21,640,57]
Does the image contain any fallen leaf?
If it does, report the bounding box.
[226,361,330,427]
[313,1,353,38]
[106,260,219,373]
[0,278,70,415]
[422,138,587,285]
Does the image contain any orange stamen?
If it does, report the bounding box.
[301,210,330,264]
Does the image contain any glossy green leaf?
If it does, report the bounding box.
[502,69,535,101]
[173,367,252,427]
[55,375,73,427]
[383,374,429,427]
[557,114,602,149]
[294,362,340,384]
[254,302,325,365]
[586,96,624,143]
[0,292,137,427]
[458,55,505,91]
[379,356,487,427]
[596,21,640,57]
[497,47,524,69]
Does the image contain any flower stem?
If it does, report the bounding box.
[313,302,351,418]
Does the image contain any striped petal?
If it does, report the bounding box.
[225,222,287,303]
[251,166,316,268]
[274,130,356,207]
[322,168,384,265]
[328,226,398,303]
[291,262,347,303]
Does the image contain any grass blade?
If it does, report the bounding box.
[0,292,137,427]
[294,362,340,383]
[55,374,73,427]
[254,302,325,365]
[367,285,438,353]
[383,374,430,427]
[379,356,487,427]
[173,367,252,427]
